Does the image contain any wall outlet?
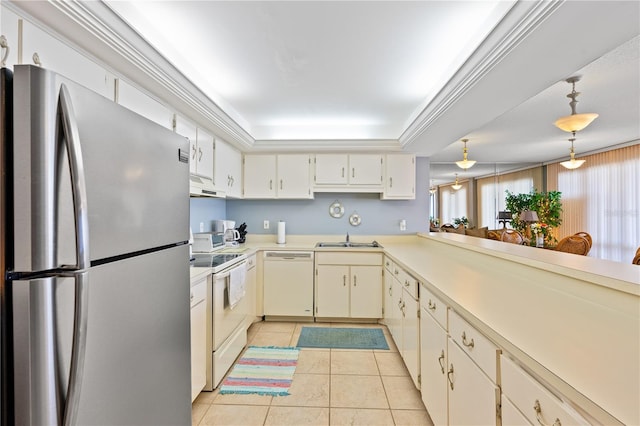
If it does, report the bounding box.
[400,219,406,231]
[199,222,204,232]
[263,220,270,229]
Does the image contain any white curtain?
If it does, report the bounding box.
[476,167,543,228]
[547,143,640,262]
[439,181,468,225]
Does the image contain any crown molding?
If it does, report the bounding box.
[250,139,402,153]
[400,1,562,147]
[7,0,255,150]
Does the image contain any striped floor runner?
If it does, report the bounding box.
[219,346,299,396]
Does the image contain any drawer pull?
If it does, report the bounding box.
[388,286,392,296]
[461,331,475,349]
[447,364,454,390]
[428,299,436,311]
[438,350,445,374]
[533,400,562,426]
[353,275,357,286]
[343,275,346,286]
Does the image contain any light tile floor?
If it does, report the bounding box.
[192,322,434,426]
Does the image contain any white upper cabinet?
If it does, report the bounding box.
[348,154,383,185]
[382,154,416,200]
[117,79,174,129]
[277,154,312,198]
[193,128,214,181]
[313,154,383,192]
[20,18,115,99]
[314,154,348,185]
[243,154,311,199]
[1,6,20,68]
[214,139,242,198]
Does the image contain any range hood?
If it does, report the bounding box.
[189,175,222,198]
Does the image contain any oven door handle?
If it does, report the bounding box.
[213,260,247,279]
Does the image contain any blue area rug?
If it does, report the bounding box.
[296,327,389,350]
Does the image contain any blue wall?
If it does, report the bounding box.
[223,157,430,236]
[189,197,227,232]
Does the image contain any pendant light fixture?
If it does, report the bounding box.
[554,76,598,133]
[429,180,437,194]
[455,139,476,169]
[560,133,586,170]
[451,174,462,190]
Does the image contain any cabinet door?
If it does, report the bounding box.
[383,267,395,326]
[277,154,311,198]
[349,154,383,185]
[190,279,207,401]
[448,340,498,426]
[117,79,174,129]
[315,265,349,317]
[194,128,214,180]
[383,154,416,199]
[314,154,348,185]
[214,139,242,197]
[243,155,276,198]
[420,308,449,426]
[21,18,114,99]
[402,290,420,389]
[244,256,257,326]
[350,265,382,318]
[174,116,198,175]
[390,269,404,348]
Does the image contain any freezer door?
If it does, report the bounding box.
[12,65,189,272]
[12,245,191,425]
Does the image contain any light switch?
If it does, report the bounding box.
[400,219,406,231]
[263,220,270,229]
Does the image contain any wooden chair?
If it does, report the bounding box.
[556,235,591,256]
[633,247,640,265]
[573,232,592,249]
[500,229,524,245]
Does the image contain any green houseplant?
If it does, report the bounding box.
[505,190,563,245]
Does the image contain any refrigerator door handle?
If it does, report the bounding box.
[63,271,89,426]
[58,84,91,425]
[58,83,90,270]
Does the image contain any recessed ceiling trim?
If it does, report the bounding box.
[400,0,562,147]
[19,0,255,149]
[250,139,402,153]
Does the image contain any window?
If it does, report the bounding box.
[439,181,468,225]
[547,143,640,262]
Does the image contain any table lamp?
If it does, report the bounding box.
[519,210,539,240]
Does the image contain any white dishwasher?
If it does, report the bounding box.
[263,251,314,319]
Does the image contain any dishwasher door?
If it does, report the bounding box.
[263,251,314,318]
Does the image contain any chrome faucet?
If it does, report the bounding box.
[346,232,350,242]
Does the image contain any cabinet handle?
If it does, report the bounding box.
[0,35,9,67]
[447,364,454,390]
[404,279,410,287]
[343,275,346,286]
[341,167,345,178]
[190,292,194,302]
[461,331,475,349]
[198,147,203,161]
[428,299,436,311]
[353,275,357,286]
[389,177,393,187]
[280,179,283,190]
[352,167,355,178]
[191,144,197,160]
[394,269,399,275]
[438,350,445,374]
[388,286,392,296]
[269,179,273,190]
[32,52,42,66]
[533,400,562,426]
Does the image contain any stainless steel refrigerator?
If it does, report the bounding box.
[1,65,192,425]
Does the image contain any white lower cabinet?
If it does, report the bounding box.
[244,254,257,327]
[190,275,207,401]
[315,252,382,319]
[420,304,448,426]
[501,354,588,426]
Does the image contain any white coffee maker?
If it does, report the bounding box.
[214,220,240,245]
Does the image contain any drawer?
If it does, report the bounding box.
[449,310,499,382]
[501,355,589,426]
[420,284,447,330]
[316,252,382,265]
[384,256,394,273]
[396,267,419,299]
[190,279,207,308]
[246,254,256,269]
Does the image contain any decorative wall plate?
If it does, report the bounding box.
[349,212,361,226]
[329,201,344,218]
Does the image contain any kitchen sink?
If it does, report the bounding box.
[315,241,382,248]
